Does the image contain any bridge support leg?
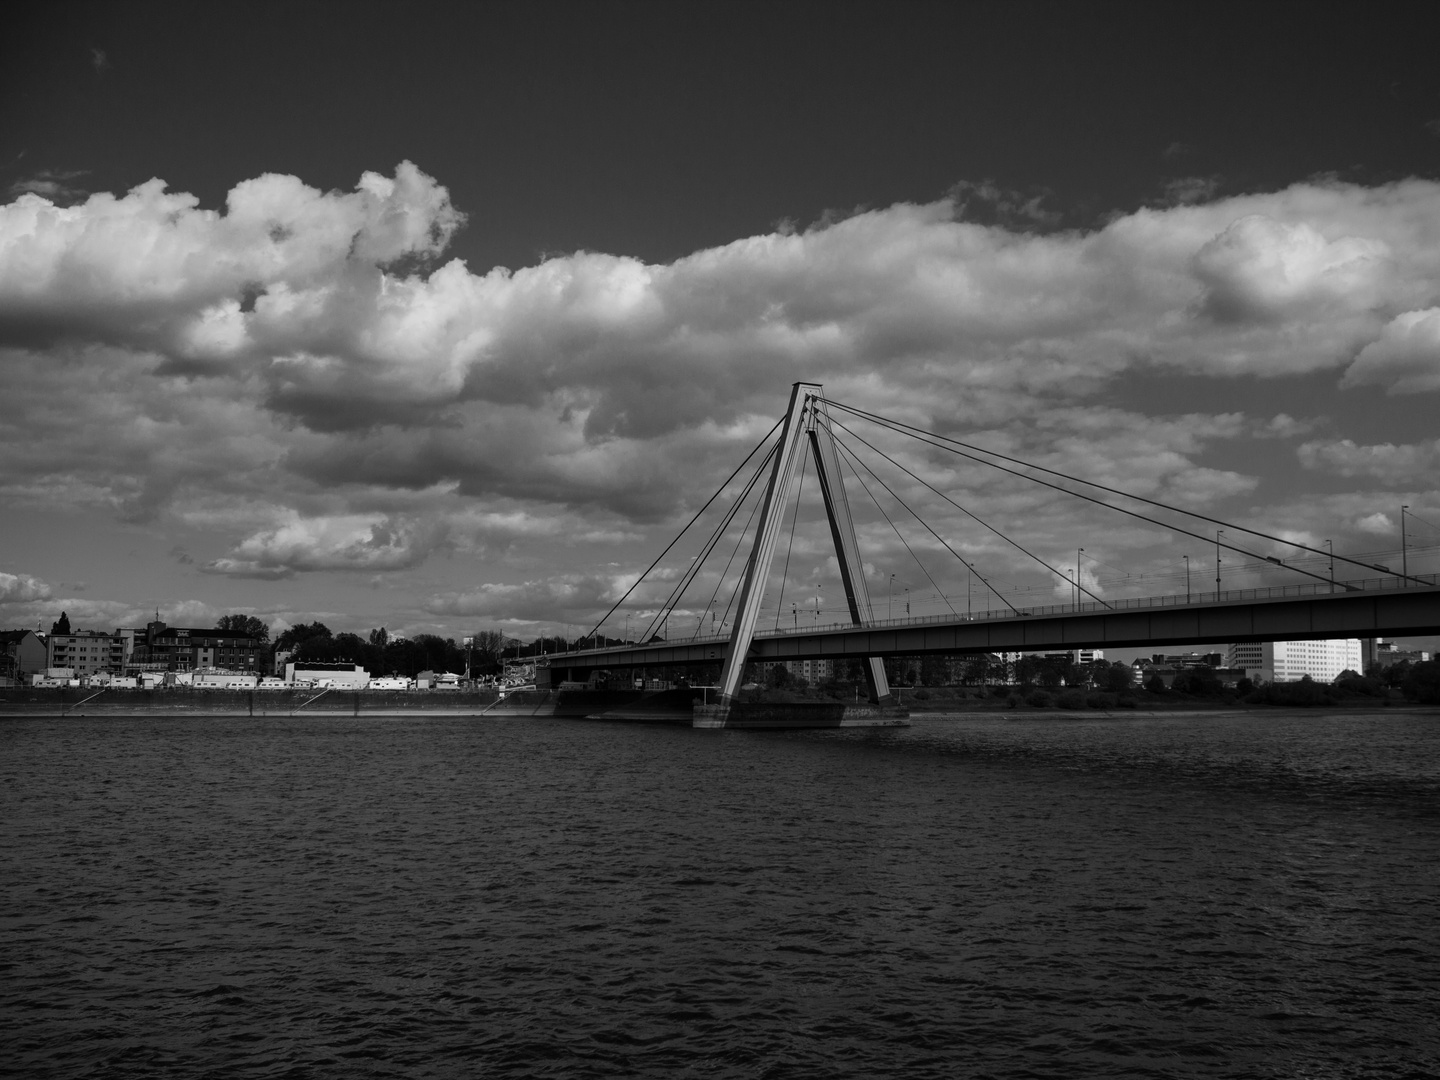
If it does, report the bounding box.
[709,383,892,725]
[807,396,892,706]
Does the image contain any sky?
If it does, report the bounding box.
[3,1,1440,658]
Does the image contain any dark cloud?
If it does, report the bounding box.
[1161,175,1221,206]
[5,169,89,205]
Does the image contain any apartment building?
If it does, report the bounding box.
[126,619,263,672]
[46,629,126,677]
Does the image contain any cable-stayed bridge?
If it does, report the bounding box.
[545,383,1440,726]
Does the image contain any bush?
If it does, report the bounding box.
[1172,668,1224,697]
[1086,691,1118,709]
[1006,693,1022,709]
[1057,689,1086,709]
[1244,678,1336,707]
[1025,689,1052,707]
[1144,674,1167,694]
[913,688,931,701]
[1333,672,1385,698]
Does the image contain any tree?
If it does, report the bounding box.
[920,655,949,687]
[275,621,331,653]
[1013,655,1043,687]
[1101,662,1133,692]
[1172,666,1223,697]
[51,612,71,635]
[1333,669,1384,697]
[1402,659,1440,705]
[765,664,793,690]
[1037,657,1066,689]
[962,654,992,686]
[217,614,269,642]
[369,627,389,648]
[1384,659,1413,689]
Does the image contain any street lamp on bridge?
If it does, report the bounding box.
[1183,554,1191,603]
[1402,505,1409,580]
[1215,530,1224,601]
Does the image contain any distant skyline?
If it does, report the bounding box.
[3,1,1439,656]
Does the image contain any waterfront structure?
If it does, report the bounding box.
[368,677,412,690]
[126,619,263,673]
[1228,639,1362,684]
[1144,652,1225,668]
[193,672,260,689]
[46,629,126,677]
[284,662,369,689]
[1,629,47,683]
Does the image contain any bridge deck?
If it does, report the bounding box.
[547,575,1440,673]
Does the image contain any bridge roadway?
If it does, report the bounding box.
[545,575,1440,682]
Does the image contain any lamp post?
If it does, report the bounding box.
[624,613,630,643]
[1215,529,1224,601]
[889,573,895,621]
[1402,505,1409,580]
[1326,539,1334,593]
[1076,547,1085,608]
[1183,555,1191,603]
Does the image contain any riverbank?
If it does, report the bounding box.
[0,686,698,719]
[918,705,1439,721]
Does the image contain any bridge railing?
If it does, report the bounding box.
[846,571,1440,633]
[556,572,1438,658]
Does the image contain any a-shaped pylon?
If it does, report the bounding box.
[715,382,892,705]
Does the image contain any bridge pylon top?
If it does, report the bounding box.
[714,382,891,706]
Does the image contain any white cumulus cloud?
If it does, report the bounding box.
[0,571,53,603]
[202,513,441,578]
[1341,307,1440,393]
[1297,437,1440,480]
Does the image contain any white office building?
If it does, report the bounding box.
[1228,639,1362,684]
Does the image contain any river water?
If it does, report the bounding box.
[2,711,1438,1079]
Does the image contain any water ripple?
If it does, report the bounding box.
[2,711,1438,1078]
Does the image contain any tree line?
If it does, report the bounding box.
[230,619,626,679]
